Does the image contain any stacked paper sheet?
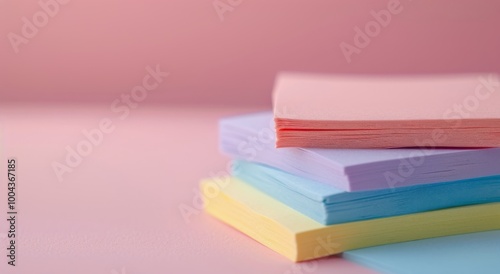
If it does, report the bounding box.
[233,160,500,225]
[202,177,500,262]
[220,112,500,191]
[204,73,500,267]
[273,73,500,148]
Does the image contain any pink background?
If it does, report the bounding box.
[2,0,500,106]
[2,1,500,273]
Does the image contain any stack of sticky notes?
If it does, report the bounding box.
[201,73,500,265]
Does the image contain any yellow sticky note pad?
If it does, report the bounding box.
[202,177,500,262]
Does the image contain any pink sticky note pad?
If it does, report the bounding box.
[273,73,500,148]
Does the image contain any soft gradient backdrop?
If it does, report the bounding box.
[2,0,500,105]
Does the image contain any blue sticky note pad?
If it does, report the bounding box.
[344,230,500,274]
[233,160,500,225]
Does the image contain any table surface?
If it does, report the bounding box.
[0,104,376,274]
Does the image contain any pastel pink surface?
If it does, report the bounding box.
[273,73,500,121]
[0,104,375,274]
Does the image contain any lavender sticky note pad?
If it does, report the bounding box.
[219,112,500,191]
